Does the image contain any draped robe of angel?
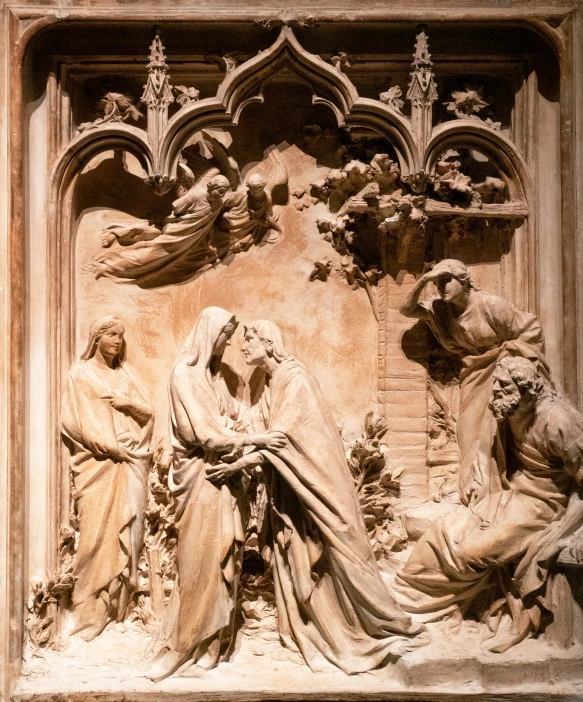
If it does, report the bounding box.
[86,133,287,287]
[393,375,583,652]
[219,146,287,254]
[61,343,153,639]
[237,322,424,675]
[155,307,248,670]
[421,288,548,514]
[85,130,234,287]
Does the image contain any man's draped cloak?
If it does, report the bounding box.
[258,357,423,674]
[421,288,548,510]
[393,391,583,650]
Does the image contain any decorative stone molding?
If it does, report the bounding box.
[6,9,582,700]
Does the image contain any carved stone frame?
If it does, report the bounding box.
[1,4,582,700]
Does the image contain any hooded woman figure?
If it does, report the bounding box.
[206,320,425,675]
[61,316,153,641]
[399,259,548,514]
[148,307,285,681]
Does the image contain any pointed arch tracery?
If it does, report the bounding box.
[51,25,533,214]
[425,120,531,202]
[51,26,422,193]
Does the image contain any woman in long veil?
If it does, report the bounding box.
[148,307,284,681]
[62,316,153,641]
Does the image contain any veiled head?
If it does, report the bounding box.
[431,258,475,303]
[176,307,238,368]
[81,316,126,368]
[207,175,230,197]
[242,320,288,367]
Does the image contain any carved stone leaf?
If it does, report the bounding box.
[379,86,404,113]
[445,87,489,116]
[174,85,200,107]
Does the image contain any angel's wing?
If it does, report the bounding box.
[186,128,241,191]
[175,160,220,198]
[176,162,196,192]
[179,142,222,194]
[243,145,289,197]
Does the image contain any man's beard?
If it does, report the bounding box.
[489,388,522,421]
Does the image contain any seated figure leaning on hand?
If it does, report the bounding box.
[393,356,583,652]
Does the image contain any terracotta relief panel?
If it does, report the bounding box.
[10,14,583,701]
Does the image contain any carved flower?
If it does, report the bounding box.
[100,92,144,122]
[174,85,200,107]
[379,85,404,113]
[330,51,352,73]
[484,117,502,131]
[444,85,489,118]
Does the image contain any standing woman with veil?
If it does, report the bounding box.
[148,306,285,681]
[61,316,153,641]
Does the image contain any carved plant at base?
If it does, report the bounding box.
[131,441,177,631]
[345,413,407,561]
[238,470,278,640]
[238,569,279,639]
[25,574,75,650]
[426,347,462,503]
[24,524,77,650]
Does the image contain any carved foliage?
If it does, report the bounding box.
[174,85,200,107]
[78,92,144,133]
[379,86,404,114]
[330,51,352,74]
[206,51,245,73]
[132,442,177,630]
[426,347,462,503]
[345,413,407,560]
[25,526,77,650]
[444,84,501,130]
[255,10,317,30]
[308,145,428,275]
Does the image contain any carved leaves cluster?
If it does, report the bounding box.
[132,442,177,630]
[307,134,514,295]
[345,413,408,560]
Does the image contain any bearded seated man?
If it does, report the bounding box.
[393,356,583,652]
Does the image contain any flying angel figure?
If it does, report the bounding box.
[84,129,285,287]
[209,141,289,255]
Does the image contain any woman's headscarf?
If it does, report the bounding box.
[245,319,289,363]
[432,258,476,289]
[174,307,237,371]
[80,316,126,368]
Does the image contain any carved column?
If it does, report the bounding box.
[406,27,438,154]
